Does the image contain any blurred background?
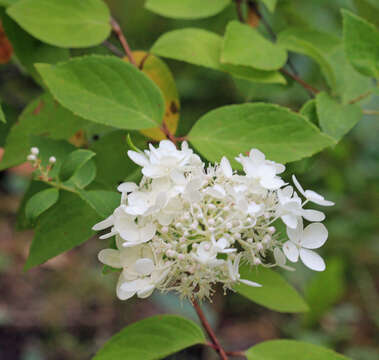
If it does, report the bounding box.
[0,0,378,359]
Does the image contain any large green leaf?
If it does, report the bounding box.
[235,266,309,313]
[189,103,335,165]
[7,0,111,48]
[0,104,17,147]
[145,0,230,19]
[316,92,362,141]
[25,188,59,222]
[277,28,338,89]
[0,94,86,171]
[222,21,287,71]
[353,0,379,27]
[0,102,5,123]
[90,130,144,189]
[246,340,349,360]
[78,190,120,218]
[342,10,379,78]
[304,258,346,326]
[25,191,100,270]
[93,315,206,360]
[36,56,166,130]
[151,28,286,84]
[63,159,97,190]
[0,0,18,7]
[1,14,69,83]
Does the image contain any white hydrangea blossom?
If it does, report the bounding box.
[93,140,334,301]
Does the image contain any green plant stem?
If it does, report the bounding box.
[192,300,229,360]
[234,0,245,22]
[39,178,77,194]
[110,17,137,66]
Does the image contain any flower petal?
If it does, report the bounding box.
[302,223,328,249]
[127,150,149,167]
[98,249,122,268]
[139,223,156,242]
[92,215,114,231]
[300,249,326,271]
[302,209,325,222]
[134,258,155,276]
[117,182,138,193]
[283,241,299,262]
[292,175,306,197]
[239,279,262,287]
[220,156,233,178]
[304,190,334,206]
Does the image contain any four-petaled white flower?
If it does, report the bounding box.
[283,220,328,271]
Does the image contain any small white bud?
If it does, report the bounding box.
[268,226,276,234]
[208,218,215,226]
[226,222,232,229]
[161,226,169,234]
[27,154,36,162]
[208,203,216,210]
[263,235,271,244]
[254,258,261,265]
[30,147,39,155]
[49,156,56,164]
[257,243,263,251]
[166,249,175,258]
[204,243,211,251]
[177,254,185,260]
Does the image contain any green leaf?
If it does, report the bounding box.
[277,28,338,89]
[7,0,111,48]
[25,188,59,222]
[304,258,346,326]
[342,10,379,78]
[60,149,96,181]
[64,160,97,190]
[353,0,379,27]
[259,0,277,13]
[90,130,144,189]
[1,14,69,84]
[300,99,318,126]
[0,102,5,123]
[235,266,309,313]
[145,0,230,19]
[78,190,120,218]
[189,103,335,165]
[316,92,362,141]
[246,340,349,360]
[0,0,18,7]
[93,315,206,360]
[0,104,17,147]
[36,56,166,130]
[151,28,286,85]
[0,94,86,171]
[25,191,100,270]
[222,21,287,71]
[16,181,49,230]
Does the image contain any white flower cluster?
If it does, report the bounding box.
[93,140,334,301]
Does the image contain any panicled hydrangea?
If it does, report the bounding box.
[93,140,334,301]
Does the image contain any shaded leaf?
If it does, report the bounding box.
[64,159,97,190]
[342,10,379,78]
[246,340,348,360]
[0,101,5,123]
[59,149,96,181]
[25,188,59,222]
[36,56,166,130]
[25,191,100,270]
[316,92,362,141]
[145,0,230,19]
[78,190,120,218]
[189,103,335,165]
[300,99,318,126]
[222,21,287,71]
[260,0,277,13]
[0,94,86,171]
[7,0,111,48]
[151,28,286,84]
[93,315,206,360]
[235,266,309,313]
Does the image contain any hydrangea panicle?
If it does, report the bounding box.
[93,140,334,301]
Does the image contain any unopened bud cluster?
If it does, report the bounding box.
[26,147,56,180]
[93,140,334,301]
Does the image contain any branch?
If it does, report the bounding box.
[192,300,229,360]
[362,109,379,115]
[349,90,373,104]
[102,40,123,57]
[110,17,137,66]
[280,68,320,96]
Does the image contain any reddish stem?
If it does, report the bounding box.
[192,300,229,360]
[280,68,320,96]
[110,17,137,66]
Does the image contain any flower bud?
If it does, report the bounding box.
[30,147,39,155]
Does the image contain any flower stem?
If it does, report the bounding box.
[110,17,137,67]
[192,300,229,360]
